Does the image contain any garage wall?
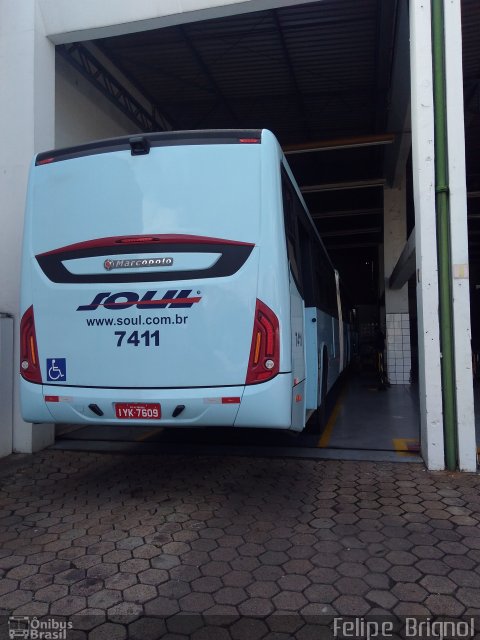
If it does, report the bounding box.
[40,0,304,44]
[55,55,139,148]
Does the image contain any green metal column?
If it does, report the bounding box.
[431,0,457,470]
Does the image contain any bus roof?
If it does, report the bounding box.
[35,129,264,166]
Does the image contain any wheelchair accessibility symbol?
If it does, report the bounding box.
[46,358,66,382]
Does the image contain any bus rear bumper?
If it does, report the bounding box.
[21,374,295,429]
[234,373,294,429]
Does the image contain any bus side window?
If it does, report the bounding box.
[313,253,326,312]
[315,250,333,316]
[298,220,315,307]
[282,173,302,288]
[328,272,338,318]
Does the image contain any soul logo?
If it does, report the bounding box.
[76,289,201,311]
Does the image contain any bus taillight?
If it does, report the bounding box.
[20,306,42,383]
[246,299,280,384]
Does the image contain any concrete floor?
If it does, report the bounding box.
[0,378,478,637]
[54,373,422,463]
[0,450,480,639]
[323,376,420,454]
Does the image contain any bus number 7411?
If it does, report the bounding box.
[115,330,160,347]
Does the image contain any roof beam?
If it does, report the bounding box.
[102,50,214,97]
[389,228,416,289]
[301,179,386,193]
[93,42,180,130]
[57,43,172,132]
[326,242,380,250]
[312,208,383,220]
[320,227,381,238]
[283,134,394,155]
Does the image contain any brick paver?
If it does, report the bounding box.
[0,451,479,638]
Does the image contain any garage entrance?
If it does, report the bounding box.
[47,0,478,462]
[50,0,424,461]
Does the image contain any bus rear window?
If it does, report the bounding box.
[30,144,261,255]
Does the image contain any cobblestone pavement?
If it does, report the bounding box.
[0,451,479,639]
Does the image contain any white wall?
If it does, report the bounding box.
[0,0,56,454]
[55,55,139,147]
[410,0,444,470]
[443,0,476,472]
[39,0,314,44]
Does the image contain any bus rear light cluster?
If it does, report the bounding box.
[20,306,42,383]
[246,299,280,384]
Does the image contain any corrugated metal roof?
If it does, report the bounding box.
[63,0,480,294]
[98,0,384,146]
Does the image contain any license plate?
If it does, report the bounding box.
[115,403,161,419]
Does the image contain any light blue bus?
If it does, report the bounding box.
[20,129,350,432]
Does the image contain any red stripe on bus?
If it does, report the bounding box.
[38,235,254,256]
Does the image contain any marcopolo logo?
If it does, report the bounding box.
[8,616,73,640]
[77,289,202,311]
[104,257,173,270]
